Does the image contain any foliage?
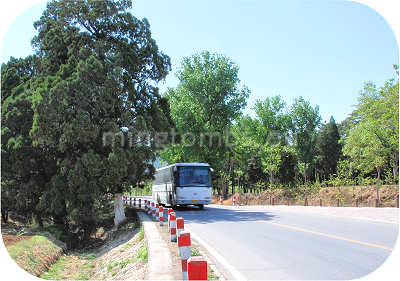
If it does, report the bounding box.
[342,66,399,184]
[2,0,172,242]
[315,117,342,181]
[160,51,249,173]
[290,97,321,184]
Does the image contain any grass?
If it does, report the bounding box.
[7,235,63,277]
[41,251,98,280]
[119,258,136,269]
[137,225,145,241]
[208,268,219,280]
[191,247,201,256]
[136,244,148,263]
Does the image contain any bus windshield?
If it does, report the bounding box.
[178,166,211,187]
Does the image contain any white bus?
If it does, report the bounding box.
[152,163,213,209]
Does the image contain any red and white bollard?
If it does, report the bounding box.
[151,202,155,218]
[145,200,148,212]
[159,206,164,226]
[138,198,141,208]
[219,196,223,205]
[176,217,184,237]
[155,204,159,221]
[232,196,236,206]
[168,208,174,232]
[178,231,192,280]
[188,257,207,280]
[170,212,177,242]
[133,197,136,207]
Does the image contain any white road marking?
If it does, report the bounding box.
[185,225,247,281]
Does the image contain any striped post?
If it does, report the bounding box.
[176,217,184,237]
[170,212,177,242]
[133,197,136,207]
[232,196,236,206]
[152,202,155,218]
[219,196,223,205]
[139,198,141,208]
[148,202,152,215]
[188,257,207,280]
[155,204,159,221]
[178,231,192,280]
[159,206,164,226]
[168,208,174,232]
[145,200,148,212]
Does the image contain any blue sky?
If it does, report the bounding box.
[1,0,398,124]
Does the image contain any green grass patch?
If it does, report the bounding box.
[119,257,136,269]
[136,244,148,263]
[191,247,201,256]
[41,252,97,280]
[137,226,144,241]
[107,263,114,272]
[7,235,63,277]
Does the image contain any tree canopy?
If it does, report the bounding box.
[2,0,173,241]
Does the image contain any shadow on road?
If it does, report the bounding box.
[163,205,276,224]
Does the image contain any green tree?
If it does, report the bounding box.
[290,97,321,185]
[315,116,342,181]
[1,56,54,226]
[343,66,399,193]
[253,96,292,145]
[29,0,172,237]
[161,51,249,193]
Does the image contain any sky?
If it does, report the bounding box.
[1,0,399,124]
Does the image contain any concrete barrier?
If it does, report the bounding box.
[177,217,184,237]
[170,212,177,242]
[178,231,192,280]
[168,208,174,232]
[159,206,164,226]
[187,257,207,280]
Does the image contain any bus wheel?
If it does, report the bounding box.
[198,204,204,210]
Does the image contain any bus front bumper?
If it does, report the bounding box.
[176,199,211,205]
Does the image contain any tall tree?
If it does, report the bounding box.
[253,96,292,145]
[160,51,249,184]
[290,97,321,185]
[315,116,342,181]
[343,66,399,191]
[29,0,172,237]
[1,56,53,226]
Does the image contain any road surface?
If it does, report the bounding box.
[136,197,398,280]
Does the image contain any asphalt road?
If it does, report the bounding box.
[135,197,398,280]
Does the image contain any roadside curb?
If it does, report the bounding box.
[137,212,175,280]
